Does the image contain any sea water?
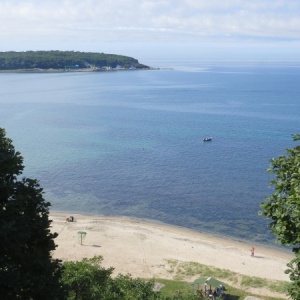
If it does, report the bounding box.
[1,62,299,246]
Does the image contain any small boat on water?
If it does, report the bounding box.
[203,137,212,142]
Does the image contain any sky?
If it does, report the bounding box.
[1,0,300,64]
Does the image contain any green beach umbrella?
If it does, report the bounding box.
[193,278,207,285]
[193,278,207,290]
[193,277,225,294]
[205,277,225,288]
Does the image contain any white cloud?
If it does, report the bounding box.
[0,0,299,59]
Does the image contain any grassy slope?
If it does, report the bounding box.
[154,260,289,300]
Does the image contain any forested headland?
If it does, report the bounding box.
[0,50,150,71]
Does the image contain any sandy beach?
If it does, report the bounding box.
[50,211,292,284]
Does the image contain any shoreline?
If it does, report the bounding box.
[50,209,289,253]
[0,67,158,74]
[50,210,293,283]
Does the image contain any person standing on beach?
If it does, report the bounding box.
[251,247,255,256]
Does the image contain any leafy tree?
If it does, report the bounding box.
[61,256,114,300]
[0,128,64,299]
[260,133,300,299]
[61,256,163,300]
[109,274,162,300]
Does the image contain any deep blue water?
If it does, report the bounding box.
[1,63,299,245]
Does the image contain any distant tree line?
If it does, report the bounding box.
[0,51,149,70]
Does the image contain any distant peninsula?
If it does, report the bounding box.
[0,50,151,72]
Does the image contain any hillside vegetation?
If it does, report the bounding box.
[0,50,149,70]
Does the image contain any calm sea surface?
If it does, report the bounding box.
[1,62,300,246]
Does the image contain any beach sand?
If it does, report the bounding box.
[50,212,292,297]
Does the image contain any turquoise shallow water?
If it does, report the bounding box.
[1,63,300,245]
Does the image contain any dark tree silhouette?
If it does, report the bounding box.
[0,128,64,299]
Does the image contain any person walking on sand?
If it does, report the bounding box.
[251,246,255,257]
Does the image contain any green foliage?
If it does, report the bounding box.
[0,128,64,299]
[260,133,300,249]
[61,256,162,300]
[260,133,300,300]
[285,252,300,299]
[109,274,162,300]
[61,256,113,300]
[0,50,149,70]
[164,291,200,300]
[153,279,196,299]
